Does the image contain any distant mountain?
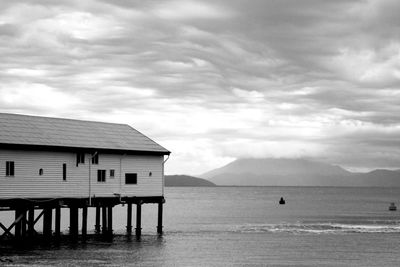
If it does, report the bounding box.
[351,169,400,187]
[165,175,216,187]
[200,158,400,187]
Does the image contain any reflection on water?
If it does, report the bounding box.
[1,235,166,266]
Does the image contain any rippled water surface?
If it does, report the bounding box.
[2,186,400,266]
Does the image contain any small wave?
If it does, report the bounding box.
[236,221,400,234]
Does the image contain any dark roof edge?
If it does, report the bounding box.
[0,143,171,156]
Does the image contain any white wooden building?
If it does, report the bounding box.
[0,113,170,200]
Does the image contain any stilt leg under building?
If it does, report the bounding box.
[102,206,107,235]
[127,203,132,234]
[157,202,163,235]
[70,206,79,240]
[43,208,53,238]
[136,202,142,237]
[21,209,27,238]
[28,208,35,237]
[82,206,88,239]
[107,205,113,237]
[14,210,22,238]
[95,206,101,233]
[55,206,61,239]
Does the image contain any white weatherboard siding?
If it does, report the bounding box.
[0,149,164,199]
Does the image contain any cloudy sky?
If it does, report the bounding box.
[1,0,400,174]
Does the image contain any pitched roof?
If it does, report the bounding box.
[0,113,170,155]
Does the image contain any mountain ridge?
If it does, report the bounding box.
[200,158,400,187]
[165,175,216,187]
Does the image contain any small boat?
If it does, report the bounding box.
[279,197,285,205]
[389,203,397,211]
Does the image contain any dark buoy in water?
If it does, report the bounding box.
[389,202,397,211]
[279,197,285,205]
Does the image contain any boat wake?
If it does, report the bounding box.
[236,221,400,234]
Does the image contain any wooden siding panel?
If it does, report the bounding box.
[0,150,164,199]
[122,155,163,197]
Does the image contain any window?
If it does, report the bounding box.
[6,161,14,176]
[110,169,115,178]
[39,168,43,176]
[97,170,106,182]
[63,163,67,181]
[125,173,137,184]
[92,153,99,165]
[76,153,85,166]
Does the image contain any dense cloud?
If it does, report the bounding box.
[0,0,399,174]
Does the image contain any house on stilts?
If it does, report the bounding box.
[0,112,170,241]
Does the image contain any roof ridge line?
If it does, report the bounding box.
[0,112,128,126]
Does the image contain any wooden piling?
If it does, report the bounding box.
[28,208,35,237]
[102,206,107,235]
[55,206,61,239]
[127,203,132,234]
[95,206,101,233]
[69,206,79,240]
[135,202,142,237]
[107,205,113,236]
[82,206,88,238]
[21,209,27,238]
[14,209,21,238]
[43,208,53,238]
[157,202,163,235]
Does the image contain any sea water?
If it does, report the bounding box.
[1,186,400,266]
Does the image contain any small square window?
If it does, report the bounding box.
[110,169,115,178]
[125,173,137,184]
